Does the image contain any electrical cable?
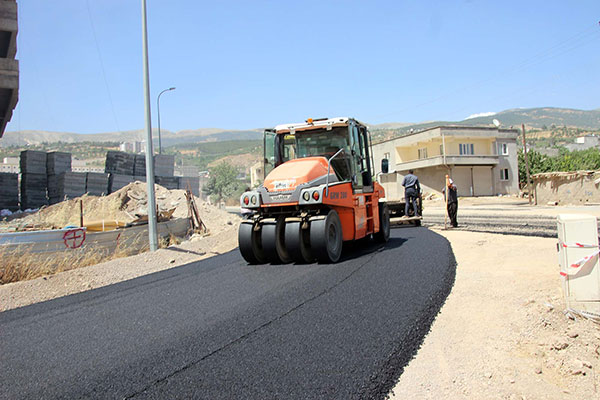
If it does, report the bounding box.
[86,0,121,133]
[371,22,600,122]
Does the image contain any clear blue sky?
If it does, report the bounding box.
[7,0,600,134]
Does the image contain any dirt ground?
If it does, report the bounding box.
[389,229,599,400]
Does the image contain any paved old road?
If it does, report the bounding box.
[0,227,455,399]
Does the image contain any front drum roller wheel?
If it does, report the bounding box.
[238,221,266,264]
[261,217,292,264]
[310,209,343,263]
[284,221,313,263]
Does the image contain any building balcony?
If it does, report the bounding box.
[394,154,499,171]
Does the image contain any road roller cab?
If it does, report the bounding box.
[239,117,390,264]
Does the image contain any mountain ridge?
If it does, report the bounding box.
[2,107,599,148]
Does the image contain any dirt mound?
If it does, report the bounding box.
[0,182,238,233]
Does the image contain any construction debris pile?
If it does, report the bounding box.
[0,150,202,212]
[0,182,231,233]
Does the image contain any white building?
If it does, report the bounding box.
[71,159,104,173]
[119,141,146,154]
[371,126,520,198]
[1,156,18,173]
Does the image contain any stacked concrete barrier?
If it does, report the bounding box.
[85,172,109,196]
[20,150,48,209]
[178,176,200,196]
[46,151,72,175]
[155,175,179,190]
[105,151,135,175]
[0,172,18,210]
[47,151,74,204]
[154,154,175,177]
[133,154,146,176]
[48,172,86,204]
[108,174,134,193]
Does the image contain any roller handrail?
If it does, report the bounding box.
[326,148,345,198]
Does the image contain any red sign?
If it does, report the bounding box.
[63,228,86,249]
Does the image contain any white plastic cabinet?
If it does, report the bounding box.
[557,214,600,317]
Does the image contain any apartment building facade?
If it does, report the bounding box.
[371,126,520,198]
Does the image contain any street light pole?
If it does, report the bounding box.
[157,87,175,154]
[141,0,158,251]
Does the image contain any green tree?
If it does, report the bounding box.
[202,162,245,201]
[518,148,600,185]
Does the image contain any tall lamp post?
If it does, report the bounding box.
[157,87,175,154]
[141,0,158,251]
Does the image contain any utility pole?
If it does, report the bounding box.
[141,0,158,251]
[521,123,532,205]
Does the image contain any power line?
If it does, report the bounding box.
[371,22,600,121]
[86,0,121,133]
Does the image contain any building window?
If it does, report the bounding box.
[383,152,390,160]
[500,143,508,155]
[500,168,509,181]
[439,144,444,155]
[418,148,428,159]
[459,143,474,155]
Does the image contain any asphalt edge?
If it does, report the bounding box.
[359,236,458,400]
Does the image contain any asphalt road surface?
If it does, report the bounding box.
[0,226,455,399]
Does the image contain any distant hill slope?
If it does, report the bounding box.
[461,107,600,130]
[369,107,600,142]
[0,128,262,147]
[2,107,599,147]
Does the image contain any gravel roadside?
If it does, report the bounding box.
[388,229,599,400]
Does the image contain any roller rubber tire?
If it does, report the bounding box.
[284,221,313,263]
[238,222,266,264]
[374,203,390,243]
[310,209,343,263]
[261,217,292,264]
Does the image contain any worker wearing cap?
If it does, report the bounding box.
[443,178,458,227]
[402,169,421,218]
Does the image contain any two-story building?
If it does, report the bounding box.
[371,126,520,198]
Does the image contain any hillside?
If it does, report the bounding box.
[3,107,600,149]
[0,128,262,148]
[370,107,600,142]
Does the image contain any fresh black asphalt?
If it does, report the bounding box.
[0,226,456,399]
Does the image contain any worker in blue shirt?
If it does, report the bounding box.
[402,169,421,217]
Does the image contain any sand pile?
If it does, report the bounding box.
[0,182,238,233]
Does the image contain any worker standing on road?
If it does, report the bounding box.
[402,169,420,217]
[443,177,458,227]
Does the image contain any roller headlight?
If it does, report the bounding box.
[251,195,257,205]
[302,191,310,201]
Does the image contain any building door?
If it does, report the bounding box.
[451,166,472,197]
[473,166,493,196]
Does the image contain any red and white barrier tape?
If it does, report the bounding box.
[559,241,599,249]
[560,248,600,277]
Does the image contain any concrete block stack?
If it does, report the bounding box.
[48,172,86,204]
[0,172,19,210]
[85,172,109,196]
[154,154,175,177]
[108,174,134,193]
[20,150,48,209]
[178,176,200,196]
[105,151,135,175]
[46,151,72,175]
[103,151,177,193]
[155,175,179,190]
[47,151,74,205]
[134,154,146,176]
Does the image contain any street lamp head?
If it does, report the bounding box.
[169,87,176,91]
